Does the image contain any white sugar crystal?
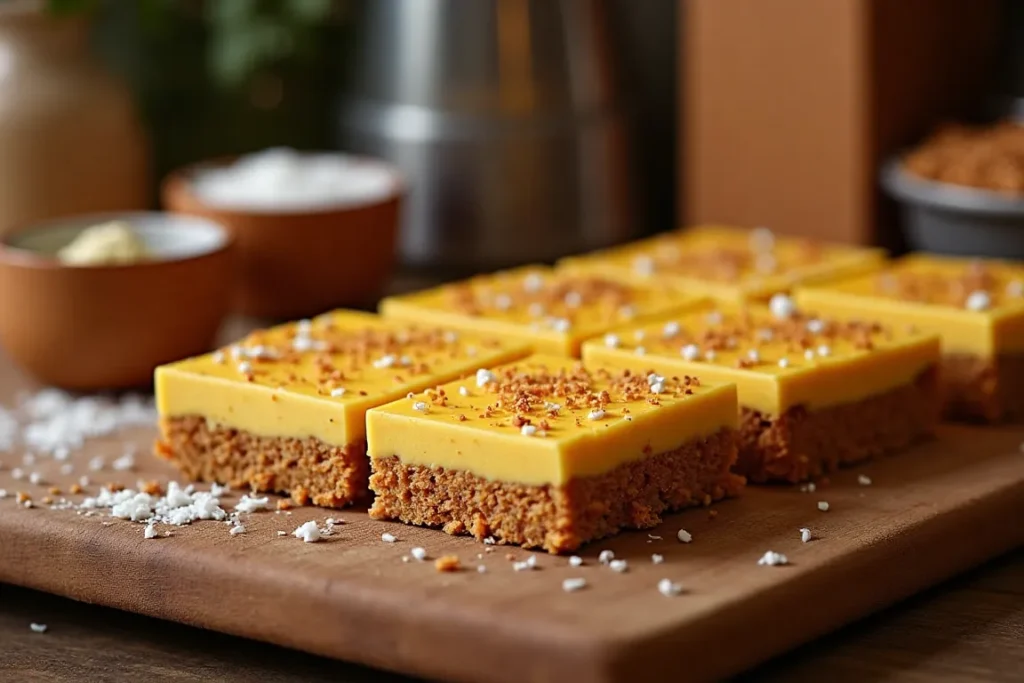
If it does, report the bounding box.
[800,528,812,543]
[564,291,583,308]
[477,565,487,574]
[230,524,246,536]
[677,529,693,543]
[373,354,397,369]
[410,546,427,561]
[494,293,513,311]
[476,368,497,387]
[144,523,158,539]
[0,489,6,499]
[635,346,647,356]
[513,555,538,572]
[609,559,628,573]
[633,255,655,276]
[817,501,830,512]
[587,409,605,421]
[965,290,991,311]
[651,554,664,565]
[598,549,615,565]
[662,321,681,338]
[604,333,621,349]
[10,468,23,480]
[330,387,347,397]
[112,452,135,472]
[704,349,717,362]
[293,521,321,543]
[458,386,470,397]
[568,555,583,567]
[681,343,701,361]
[858,474,872,486]
[817,345,832,358]
[757,551,789,566]
[806,319,825,334]
[520,424,538,437]
[235,495,270,513]
[28,472,43,485]
[769,293,797,319]
[522,272,544,292]
[381,532,397,543]
[804,349,816,361]
[30,623,48,634]
[746,349,761,363]
[658,578,683,597]
[649,381,664,394]
[562,577,588,592]
[190,148,395,212]
[550,317,572,333]
[60,464,74,476]
[778,357,790,368]
[412,401,429,413]
[237,361,253,375]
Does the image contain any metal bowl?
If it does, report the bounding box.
[881,158,1024,258]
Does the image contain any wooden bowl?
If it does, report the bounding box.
[0,212,233,391]
[161,155,403,320]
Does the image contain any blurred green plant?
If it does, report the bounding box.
[45,0,341,88]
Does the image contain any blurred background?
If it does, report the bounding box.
[0,0,1021,318]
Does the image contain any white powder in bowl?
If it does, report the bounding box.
[189,148,397,212]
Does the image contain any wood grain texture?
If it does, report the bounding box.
[1,348,1023,683]
[3,549,1023,682]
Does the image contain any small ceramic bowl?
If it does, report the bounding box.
[881,158,1024,258]
[161,155,403,320]
[0,212,233,391]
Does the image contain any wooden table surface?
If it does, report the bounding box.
[2,549,1022,682]
[2,284,1023,681]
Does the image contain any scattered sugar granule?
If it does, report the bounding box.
[330,388,347,398]
[28,472,43,485]
[778,357,790,369]
[520,424,538,437]
[648,534,662,540]
[806,318,825,334]
[276,530,287,537]
[60,464,74,476]
[635,346,647,356]
[410,546,428,561]
[562,578,588,593]
[800,481,817,493]
[229,524,246,536]
[662,321,681,338]
[604,333,621,348]
[817,501,830,512]
[858,474,872,486]
[804,349,816,361]
[652,554,665,565]
[477,565,487,574]
[513,555,538,572]
[746,349,761,363]
[30,623,47,634]
[476,368,497,387]
[633,255,655,276]
[483,536,497,545]
[235,495,270,513]
[598,549,615,565]
[704,349,717,362]
[817,345,832,358]
[0,490,7,499]
[88,457,105,472]
[292,520,321,543]
[459,386,470,397]
[111,452,135,472]
[965,290,991,311]
[412,401,429,413]
[210,483,230,496]
[649,380,664,393]
[609,559,629,573]
[10,468,24,480]
[381,532,397,543]
[681,344,701,361]
[568,555,583,567]
[757,551,789,566]
[658,579,683,597]
[144,523,158,539]
[677,529,693,544]
[769,293,797,320]
[435,556,461,573]
[22,453,36,466]
[587,409,605,421]
[800,528,812,543]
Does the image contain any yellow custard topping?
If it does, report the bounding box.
[558,225,886,303]
[366,355,737,486]
[155,310,530,446]
[795,254,1024,357]
[581,297,940,416]
[378,265,704,357]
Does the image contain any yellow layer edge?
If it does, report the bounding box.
[581,335,941,416]
[155,344,531,446]
[793,286,1024,357]
[366,374,738,488]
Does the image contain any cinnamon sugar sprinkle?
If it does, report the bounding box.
[871,261,1024,309]
[441,271,649,330]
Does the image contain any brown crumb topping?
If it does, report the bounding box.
[434,555,461,572]
[903,120,1024,193]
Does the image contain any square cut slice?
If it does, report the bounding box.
[795,254,1024,422]
[378,265,705,357]
[367,355,741,553]
[558,225,885,303]
[581,297,941,483]
[154,310,530,507]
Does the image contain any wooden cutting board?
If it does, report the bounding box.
[1,352,1023,683]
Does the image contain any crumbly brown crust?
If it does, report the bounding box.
[368,427,742,554]
[736,366,940,483]
[942,353,1024,423]
[155,416,368,507]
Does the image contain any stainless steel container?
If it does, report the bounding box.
[334,0,634,272]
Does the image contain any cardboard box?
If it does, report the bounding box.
[682,0,1000,248]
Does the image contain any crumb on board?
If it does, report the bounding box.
[29,623,47,634]
[434,555,461,572]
